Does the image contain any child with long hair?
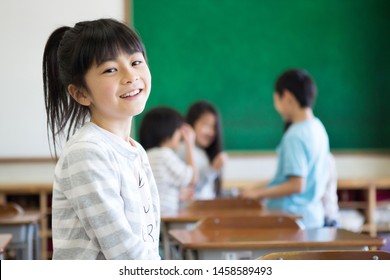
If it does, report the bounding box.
[43,18,160,259]
[179,101,227,200]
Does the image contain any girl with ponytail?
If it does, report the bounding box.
[43,18,160,260]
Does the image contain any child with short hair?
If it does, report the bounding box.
[241,69,330,229]
[139,107,197,213]
[43,18,160,259]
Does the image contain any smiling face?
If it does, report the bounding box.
[193,112,217,148]
[74,51,151,127]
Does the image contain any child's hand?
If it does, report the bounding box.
[180,124,195,146]
[239,187,262,200]
[211,152,227,171]
[179,187,194,202]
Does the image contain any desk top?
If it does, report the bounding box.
[224,178,390,190]
[161,208,299,223]
[169,227,385,250]
[0,233,12,254]
[0,210,43,225]
[338,178,390,190]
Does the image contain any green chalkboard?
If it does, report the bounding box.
[132,0,390,150]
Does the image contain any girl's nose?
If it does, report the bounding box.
[121,68,139,84]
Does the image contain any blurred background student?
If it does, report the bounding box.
[178,101,227,200]
[284,122,339,227]
[241,69,330,229]
[139,107,197,213]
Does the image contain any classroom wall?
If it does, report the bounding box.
[1,1,389,158]
[223,153,390,185]
[0,0,124,158]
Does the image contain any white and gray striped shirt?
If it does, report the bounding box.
[147,147,193,213]
[52,122,160,260]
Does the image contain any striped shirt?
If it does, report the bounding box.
[147,147,193,213]
[52,122,160,260]
[177,144,219,200]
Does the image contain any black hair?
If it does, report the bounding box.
[139,107,184,150]
[186,101,223,162]
[42,18,146,157]
[186,101,224,197]
[283,121,292,133]
[275,69,317,108]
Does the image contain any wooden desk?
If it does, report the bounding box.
[0,210,42,259]
[161,207,300,259]
[223,178,390,237]
[169,227,385,260]
[162,208,297,224]
[222,152,390,237]
[259,249,390,260]
[0,233,13,260]
[0,161,55,259]
[338,178,390,237]
[188,198,262,210]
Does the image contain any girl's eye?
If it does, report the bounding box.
[103,68,117,74]
[132,60,142,66]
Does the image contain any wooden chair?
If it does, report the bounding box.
[188,198,262,210]
[259,250,390,260]
[196,215,301,230]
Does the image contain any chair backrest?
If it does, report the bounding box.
[0,203,24,218]
[196,215,300,230]
[259,250,390,260]
[188,198,262,210]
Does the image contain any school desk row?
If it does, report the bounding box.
[0,160,53,259]
[0,152,389,258]
[222,152,390,237]
[161,198,385,260]
[0,208,41,260]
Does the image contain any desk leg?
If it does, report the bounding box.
[184,249,197,260]
[39,191,48,259]
[161,222,171,260]
[0,194,5,204]
[34,223,41,260]
[26,224,34,260]
[367,184,377,237]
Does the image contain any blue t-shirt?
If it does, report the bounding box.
[265,118,329,229]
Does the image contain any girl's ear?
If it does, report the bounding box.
[67,84,91,106]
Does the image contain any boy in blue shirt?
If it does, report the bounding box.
[241,69,329,229]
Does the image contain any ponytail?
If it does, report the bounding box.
[43,25,89,157]
[43,26,72,157]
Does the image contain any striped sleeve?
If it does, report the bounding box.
[148,149,193,189]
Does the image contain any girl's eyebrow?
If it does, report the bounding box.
[95,51,144,67]
[95,58,116,67]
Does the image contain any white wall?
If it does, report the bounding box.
[223,153,390,185]
[0,0,125,158]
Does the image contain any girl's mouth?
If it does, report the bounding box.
[120,89,141,98]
